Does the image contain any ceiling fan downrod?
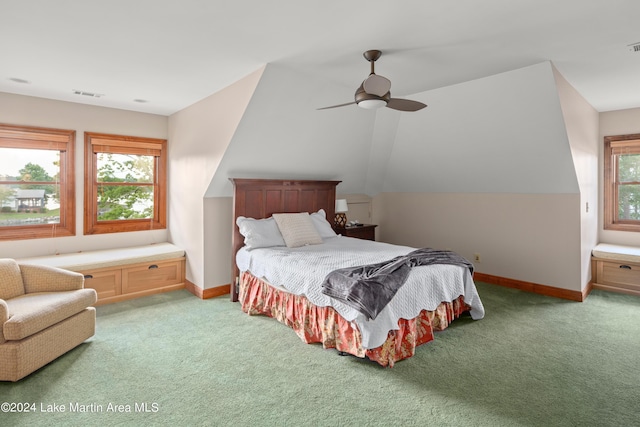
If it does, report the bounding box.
[363,50,382,75]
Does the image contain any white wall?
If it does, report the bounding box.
[336,193,373,225]
[553,66,599,289]
[599,107,640,246]
[167,67,264,288]
[371,62,584,291]
[203,196,233,289]
[196,61,587,291]
[380,62,579,194]
[0,92,168,259]
[199,63,385,286]
[200,63,384,287]
[364,109,401,196]
[374,192,581,290]
[206,63,378,197]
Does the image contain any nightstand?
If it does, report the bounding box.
[334,224,377,241]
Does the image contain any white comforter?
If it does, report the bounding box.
[236,235,485,349]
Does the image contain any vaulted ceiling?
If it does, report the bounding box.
[2,1,640,115]
[203,61,582,196]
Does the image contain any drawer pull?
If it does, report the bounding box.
[619,265,632,270]
[148,264,159,269]
[84,274,94,279]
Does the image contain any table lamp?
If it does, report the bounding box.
[334,199,348,227]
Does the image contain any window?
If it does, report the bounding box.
[604,133,640,232]
[0,124,75,241]
[84,132,166,235]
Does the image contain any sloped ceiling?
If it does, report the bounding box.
[206,61,578,197]
[206,63,378,197]
[383,61,578,194]
[2,1,640,114]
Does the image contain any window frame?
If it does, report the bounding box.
[84,132,167,235]
[0,123,76,241]
[604,133,640,232]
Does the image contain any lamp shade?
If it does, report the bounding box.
[335,199,348,213]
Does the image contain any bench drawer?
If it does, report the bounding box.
[592,259,640,295]
[81,269,122,299]
[121,260,184,294]
[596,260,640,293]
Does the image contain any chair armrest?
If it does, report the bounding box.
[18,264,85,293]
[0,299,8,343]
[0,298,8,322]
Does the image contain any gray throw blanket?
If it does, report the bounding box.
[321,248,474,321]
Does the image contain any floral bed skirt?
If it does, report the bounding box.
[239,271,470,367]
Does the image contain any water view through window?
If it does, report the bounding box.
[0,147,61,228]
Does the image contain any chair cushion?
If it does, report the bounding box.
[0,259,25,300]
[16,242,185,271]
[3,289,97,341]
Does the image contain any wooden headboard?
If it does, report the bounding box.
[229,178,341,301]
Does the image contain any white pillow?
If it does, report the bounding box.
[310,209,337,238]
[272,212,323,248]
[236,216,286,250]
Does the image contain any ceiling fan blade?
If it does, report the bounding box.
[386,98,427,112]
[317,101,357,110]
[363,74,391,96]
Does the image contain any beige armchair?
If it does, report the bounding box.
[0,259,97,381]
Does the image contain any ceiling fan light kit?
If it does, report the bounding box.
[358,99,387,109]
[319,49,427,112]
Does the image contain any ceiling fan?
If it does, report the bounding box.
[318,50,427,112]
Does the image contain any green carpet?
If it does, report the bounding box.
[1,283,639,427]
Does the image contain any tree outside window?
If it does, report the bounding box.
[604,134,640,231]
[97,153,154,221]
[84,132,166,235]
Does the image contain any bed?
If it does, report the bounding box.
[230,178,484,367]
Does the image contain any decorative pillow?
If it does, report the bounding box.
[236,216,286,250]
[310,209,337,238]
[272,213,323,248]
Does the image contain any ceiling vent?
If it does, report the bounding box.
[9,77,31,84]
[628,42,640,52]
[73,90,104,98]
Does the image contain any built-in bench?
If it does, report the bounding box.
[16,243,186,305]
[591,243,640,297]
